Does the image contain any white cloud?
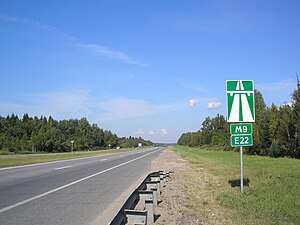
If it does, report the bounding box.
[188,97,222,108]
[0,88,175,123]
[176,78,209,94]
[96,98,174,121]
[207,101,222,109]
[0,13,148,66]
[256,79,297,106]
[135,128,145,135]
[256,79,296,91]
[281,101,293,107]
[188,98,201,107]
[148,129,168,135]
[77,43,149,67]
[0,13,55,30]
[0,89,92,119]
[161,128,168,135]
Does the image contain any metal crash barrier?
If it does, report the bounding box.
[109,171,170,225]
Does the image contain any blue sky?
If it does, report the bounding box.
[0,0,299,143]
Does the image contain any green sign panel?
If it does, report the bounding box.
[230,123,252,135]
[226,80,255,123]
[231,134,253,147]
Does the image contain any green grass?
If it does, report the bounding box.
[173,145,300,225]
[0,149,134,168]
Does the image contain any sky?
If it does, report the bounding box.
[0,0,299,143]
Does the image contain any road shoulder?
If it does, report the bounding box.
[150,147,234,225]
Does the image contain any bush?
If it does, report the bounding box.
[20,151,34,154]
[0,150,9,155]
[269,140,283,158]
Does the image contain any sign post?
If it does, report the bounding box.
[226,80,255,193]
[240,146,243,193]
[71,140,74,153]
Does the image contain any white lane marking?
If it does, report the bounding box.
[100,158,108,161]
[54,166,72,171]
[119,155,125,157]
[0,149,160,214]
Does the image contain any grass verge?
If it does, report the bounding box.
[173,145,300,225]
[0,149,134,168]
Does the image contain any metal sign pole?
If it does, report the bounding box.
[240,146,244,193]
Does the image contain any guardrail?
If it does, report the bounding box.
[109,170,170,225]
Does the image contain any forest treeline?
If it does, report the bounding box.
[177,87,300,158]
[0,115,152,154]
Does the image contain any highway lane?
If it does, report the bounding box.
[0,147,163,225]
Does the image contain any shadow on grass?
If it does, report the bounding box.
[228,178,250,187]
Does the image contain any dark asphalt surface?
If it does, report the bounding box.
[0,148,163,225]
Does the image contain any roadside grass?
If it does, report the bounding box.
[0,149,135,168]
[173,145,300,225]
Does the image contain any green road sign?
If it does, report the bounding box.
[231,134,253,147]
[230,123,252,135]
[226,80,255,122]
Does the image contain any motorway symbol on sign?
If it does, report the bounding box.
[226,80,255,122]
[230,123,252,135]
[230,134,253,147]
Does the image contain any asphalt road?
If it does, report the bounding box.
[0,147,163,225]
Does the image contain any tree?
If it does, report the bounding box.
[268,103,279,140]
[249,90,270,155]
[271,105,294,157]
[292,88,300,158]
[0,114,152,153]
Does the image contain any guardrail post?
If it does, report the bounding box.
[145,181,160,201]
[138,190,153,207]
[145,199,154,224]
[150,175,162,191]
[150,188,158,205]
[159,171,165,186]
[124,209,147,225]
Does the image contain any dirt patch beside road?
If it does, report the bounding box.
[150,147,233,225]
